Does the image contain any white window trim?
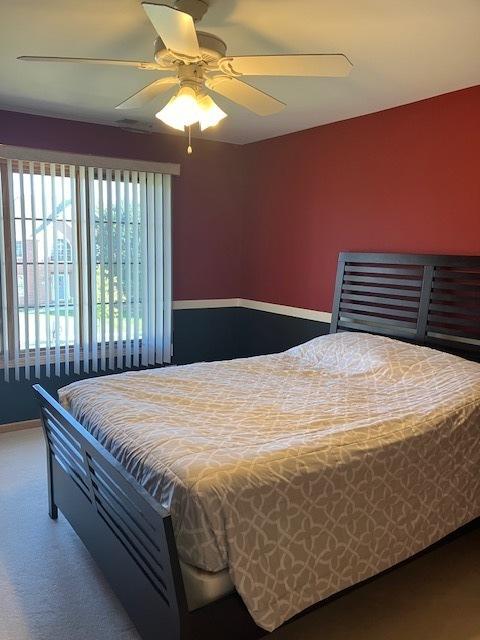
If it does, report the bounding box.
[0,145,181,176]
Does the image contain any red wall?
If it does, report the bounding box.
[0,110,243,300]
[241,85,480,312]
[2,85,479,312]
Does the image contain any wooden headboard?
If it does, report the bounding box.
[330,252,480,361]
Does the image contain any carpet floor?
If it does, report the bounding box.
[0,428,479,640]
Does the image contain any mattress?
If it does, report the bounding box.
[180,561,233,610]
[59,332,480,631]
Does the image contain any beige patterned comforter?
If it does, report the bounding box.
[59,333,480,631]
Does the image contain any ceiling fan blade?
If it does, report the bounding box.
[206,76,285,116]
[115,77,179,109]
[142,3,200,60]
[220,54,353,77]
[17,56,162,70]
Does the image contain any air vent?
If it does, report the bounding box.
[116,118,153,134]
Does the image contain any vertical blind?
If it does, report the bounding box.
[0,157,172,381]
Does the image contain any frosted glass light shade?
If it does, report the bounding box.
[197,95,227,131]
[155,86,199,131]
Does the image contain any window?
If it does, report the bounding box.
[0,157,172,382]
[50,273,70,303]
[17,273,24,303]
[51,237,72,263]
[15,240,23,259]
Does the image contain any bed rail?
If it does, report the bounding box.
[33,384,187,640]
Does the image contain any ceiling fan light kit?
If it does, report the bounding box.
[155,85,226,132]
[18,0,353,154]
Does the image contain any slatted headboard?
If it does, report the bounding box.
[330,252,480,361]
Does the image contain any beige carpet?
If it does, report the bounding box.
[0,428,479,640]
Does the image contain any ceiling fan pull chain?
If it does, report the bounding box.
[187,125,193,155]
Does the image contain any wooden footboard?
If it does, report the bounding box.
[33,384,264,640]
[34,384,187,640]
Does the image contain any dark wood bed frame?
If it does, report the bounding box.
[330,252,480,360]
[33,252,480,639]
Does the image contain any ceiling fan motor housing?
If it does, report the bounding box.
[177,62,205,92]
[154,31,226,68]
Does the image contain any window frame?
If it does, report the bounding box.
[0,161,82,367]
[0,152,174,376]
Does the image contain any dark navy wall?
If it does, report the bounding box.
[237,309,330,358]
[0,364,115,425]
[172,307,242,365]
[0,308,329,424]
[173,307,330,363]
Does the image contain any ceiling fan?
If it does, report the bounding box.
[18,0,353,152]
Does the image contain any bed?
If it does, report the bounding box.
[34,252,480,640]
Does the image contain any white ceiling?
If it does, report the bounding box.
[0,0,479,144]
